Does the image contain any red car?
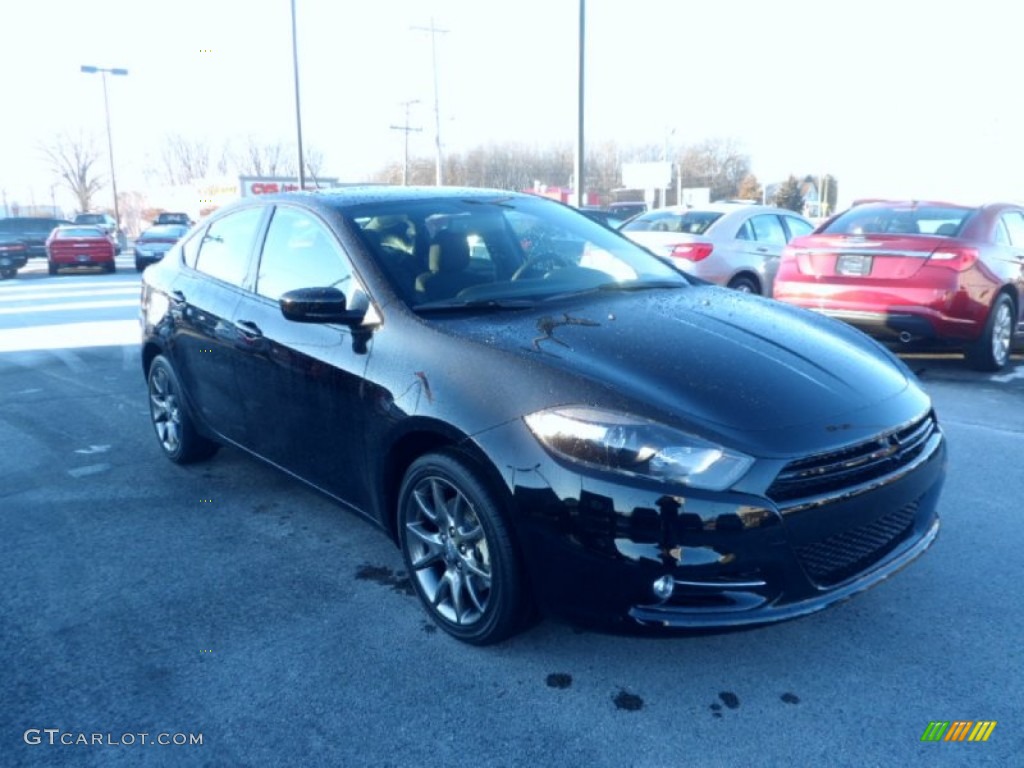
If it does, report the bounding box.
[46,225,117,275]
[773,201,1024,370]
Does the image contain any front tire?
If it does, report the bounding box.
[47,263,58,276]
[0,267,15,280]
[966,294,1015,371]
[398,450,528,644]
[147,355,219,464]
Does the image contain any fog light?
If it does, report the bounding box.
[652,575,675,600]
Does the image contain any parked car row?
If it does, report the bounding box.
[0,211,195,278]
[588,196,1021,371]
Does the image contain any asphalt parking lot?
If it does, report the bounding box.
[1,260,1022,767]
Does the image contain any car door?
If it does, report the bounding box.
[734,213,789,293]
[171,205,268,446]
[230,204,376,507]
[997,210,1024,332]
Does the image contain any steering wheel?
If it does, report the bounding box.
[511,251,572,280]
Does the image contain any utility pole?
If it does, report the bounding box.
[390,100,422,186]
[412,18,447,186]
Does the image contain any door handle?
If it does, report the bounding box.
[235,319,263,338]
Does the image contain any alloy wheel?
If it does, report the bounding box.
[991,301,1012,368]
[149,365,182,455]
[404,476,492,626]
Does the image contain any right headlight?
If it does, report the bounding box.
[524,406,752,491]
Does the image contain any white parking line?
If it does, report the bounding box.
[0,287,139,302]
[992,367,1024,383]
[0,319,139,353]
[0,299,140,315]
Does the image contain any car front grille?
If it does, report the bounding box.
[767,411,938,504]
[793,500,919,587]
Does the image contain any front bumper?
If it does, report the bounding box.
[476,413,946,631]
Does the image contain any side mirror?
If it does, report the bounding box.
[279,287,365,326]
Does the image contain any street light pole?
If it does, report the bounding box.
[574,0,586,209]
[81,65,127,236]
[290,0,306,189]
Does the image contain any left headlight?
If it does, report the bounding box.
[524,406,753,491]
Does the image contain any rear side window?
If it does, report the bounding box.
[1000,212,1024,246]
[194,207,265,287]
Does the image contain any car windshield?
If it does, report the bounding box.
[823,205,975,236]
[345,194,688,309]
[58,227,106,238]
[621,209,723,235]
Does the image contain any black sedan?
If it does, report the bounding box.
[134,224,190,271]
[140,187,946,644]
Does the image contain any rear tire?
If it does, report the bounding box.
[965,294,1015,372]
[0,268,15,280]
[727,274,760,294]
[147,355,219,464]
[47,263,58,276]
[398,450,529,644]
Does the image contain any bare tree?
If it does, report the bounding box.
[679,137,752,201]
[228,137,296,177]
[737,173,763,202]
[304,146,325,181]
[160,134,210,184]
[41,132,104,213]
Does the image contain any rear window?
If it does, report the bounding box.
[75,214,105,224]
[56,227,106,238]
[621,210,723,235]
[823,205,974,236]
[141,225,188,240]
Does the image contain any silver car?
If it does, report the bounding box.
[620,203,814,295]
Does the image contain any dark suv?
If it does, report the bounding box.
[0,217,72,262]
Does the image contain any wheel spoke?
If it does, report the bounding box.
[460,553,490,582]
[413,487,440,525]
[464,572,488,614]
[429,479,449,523]
[448,569,467,623]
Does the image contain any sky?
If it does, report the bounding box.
[2,0,1023,214]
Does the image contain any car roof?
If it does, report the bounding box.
[213,185,534,213]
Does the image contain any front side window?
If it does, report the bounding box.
[193,207,264,286]
[256,206,355,302]
[749,214,787,245]
[783,216,814,239]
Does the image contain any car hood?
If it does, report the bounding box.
[435,286,919,456]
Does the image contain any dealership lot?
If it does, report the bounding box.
[1,266,1021,766]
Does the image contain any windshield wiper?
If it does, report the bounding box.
[415,298,537,313]
[596,279,686,292]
